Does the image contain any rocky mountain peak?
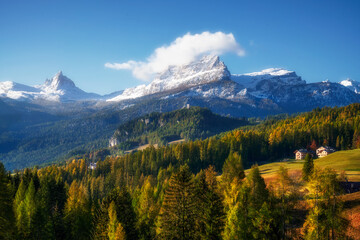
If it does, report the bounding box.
[108,55,231,102]
[44,71,76,91]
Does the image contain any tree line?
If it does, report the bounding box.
[1,103,360,239]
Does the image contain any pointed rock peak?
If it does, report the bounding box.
[55,71,63,77]
[44,71,76,90]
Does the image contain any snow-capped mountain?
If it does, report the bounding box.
[104,55,359,116]
[0,81,41,100]
[339,78,360,94]
[0,71,100,102]
[107,56,309,103]
[1,56,359,117]
[107,55,230,101]
[37,71,100,101]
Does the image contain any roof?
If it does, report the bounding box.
[295,149,308,153]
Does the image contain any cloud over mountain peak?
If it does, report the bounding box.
[105,31,245,81]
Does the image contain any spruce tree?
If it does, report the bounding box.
[157,164,197,240]
[302,153,314,182]
[222,151,245,185]
[195,166,225,240]
[0,162,14,239]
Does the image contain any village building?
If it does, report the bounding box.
[89,162,97,170]
[294,149,310,160]
[316,146,336,158]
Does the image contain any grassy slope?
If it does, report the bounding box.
[250,149,360,238]
[251,149,360,181]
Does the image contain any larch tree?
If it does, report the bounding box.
[64,180,92,240]
[108,201,126,240]
[303,167,347,240]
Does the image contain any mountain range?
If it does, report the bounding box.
[1,55,359,117]
[1,55,360,170]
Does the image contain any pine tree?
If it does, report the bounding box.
[247,165,269,207]
[195,166,225,240]
[222,151,245,185]
[0,162,14,239]
[302,153,314,182]
[157,165,197,240]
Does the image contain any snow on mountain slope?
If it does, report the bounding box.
[231,68,305,90]
[339,78,360,94]
[0,71,100,102]
[0,81,41,100]
[37,71,100,101]
[107,55,230,101]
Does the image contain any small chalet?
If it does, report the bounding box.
[316,146,336,158]
[89,162,97,170]
[294,149,310,160]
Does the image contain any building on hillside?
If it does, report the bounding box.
[316,146,336,158]
[294,149,310,160]
[89,162,97,170]
[109,137,118,147]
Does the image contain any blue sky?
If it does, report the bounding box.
[0,0,359,94]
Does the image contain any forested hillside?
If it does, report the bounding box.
[112,107,249,150]
[1,104,360,239]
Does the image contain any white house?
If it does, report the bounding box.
[316,146,336,158]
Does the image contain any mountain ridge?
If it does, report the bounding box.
[1,56,358,109]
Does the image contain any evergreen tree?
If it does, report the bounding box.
[64,180,92,240]
[0,162,14,239]
[222,151,245,185]
[136,177,158,240]
[24,179,37,236]
[157,165,197,240]
[108,201,126,240]
[223,165,277,240]
[195,166,225,240]
[272,166,299,239]
[103,186,138,240]
[302,154,314,182]
[247,165,269,207]
[303,168,347,239]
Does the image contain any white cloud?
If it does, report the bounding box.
[104,61,137,70]
[105,31,245,81]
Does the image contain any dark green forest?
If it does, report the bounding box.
[112,107,249,150]
[1,103,360,239]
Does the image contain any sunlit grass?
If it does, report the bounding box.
[250,149,360,181]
